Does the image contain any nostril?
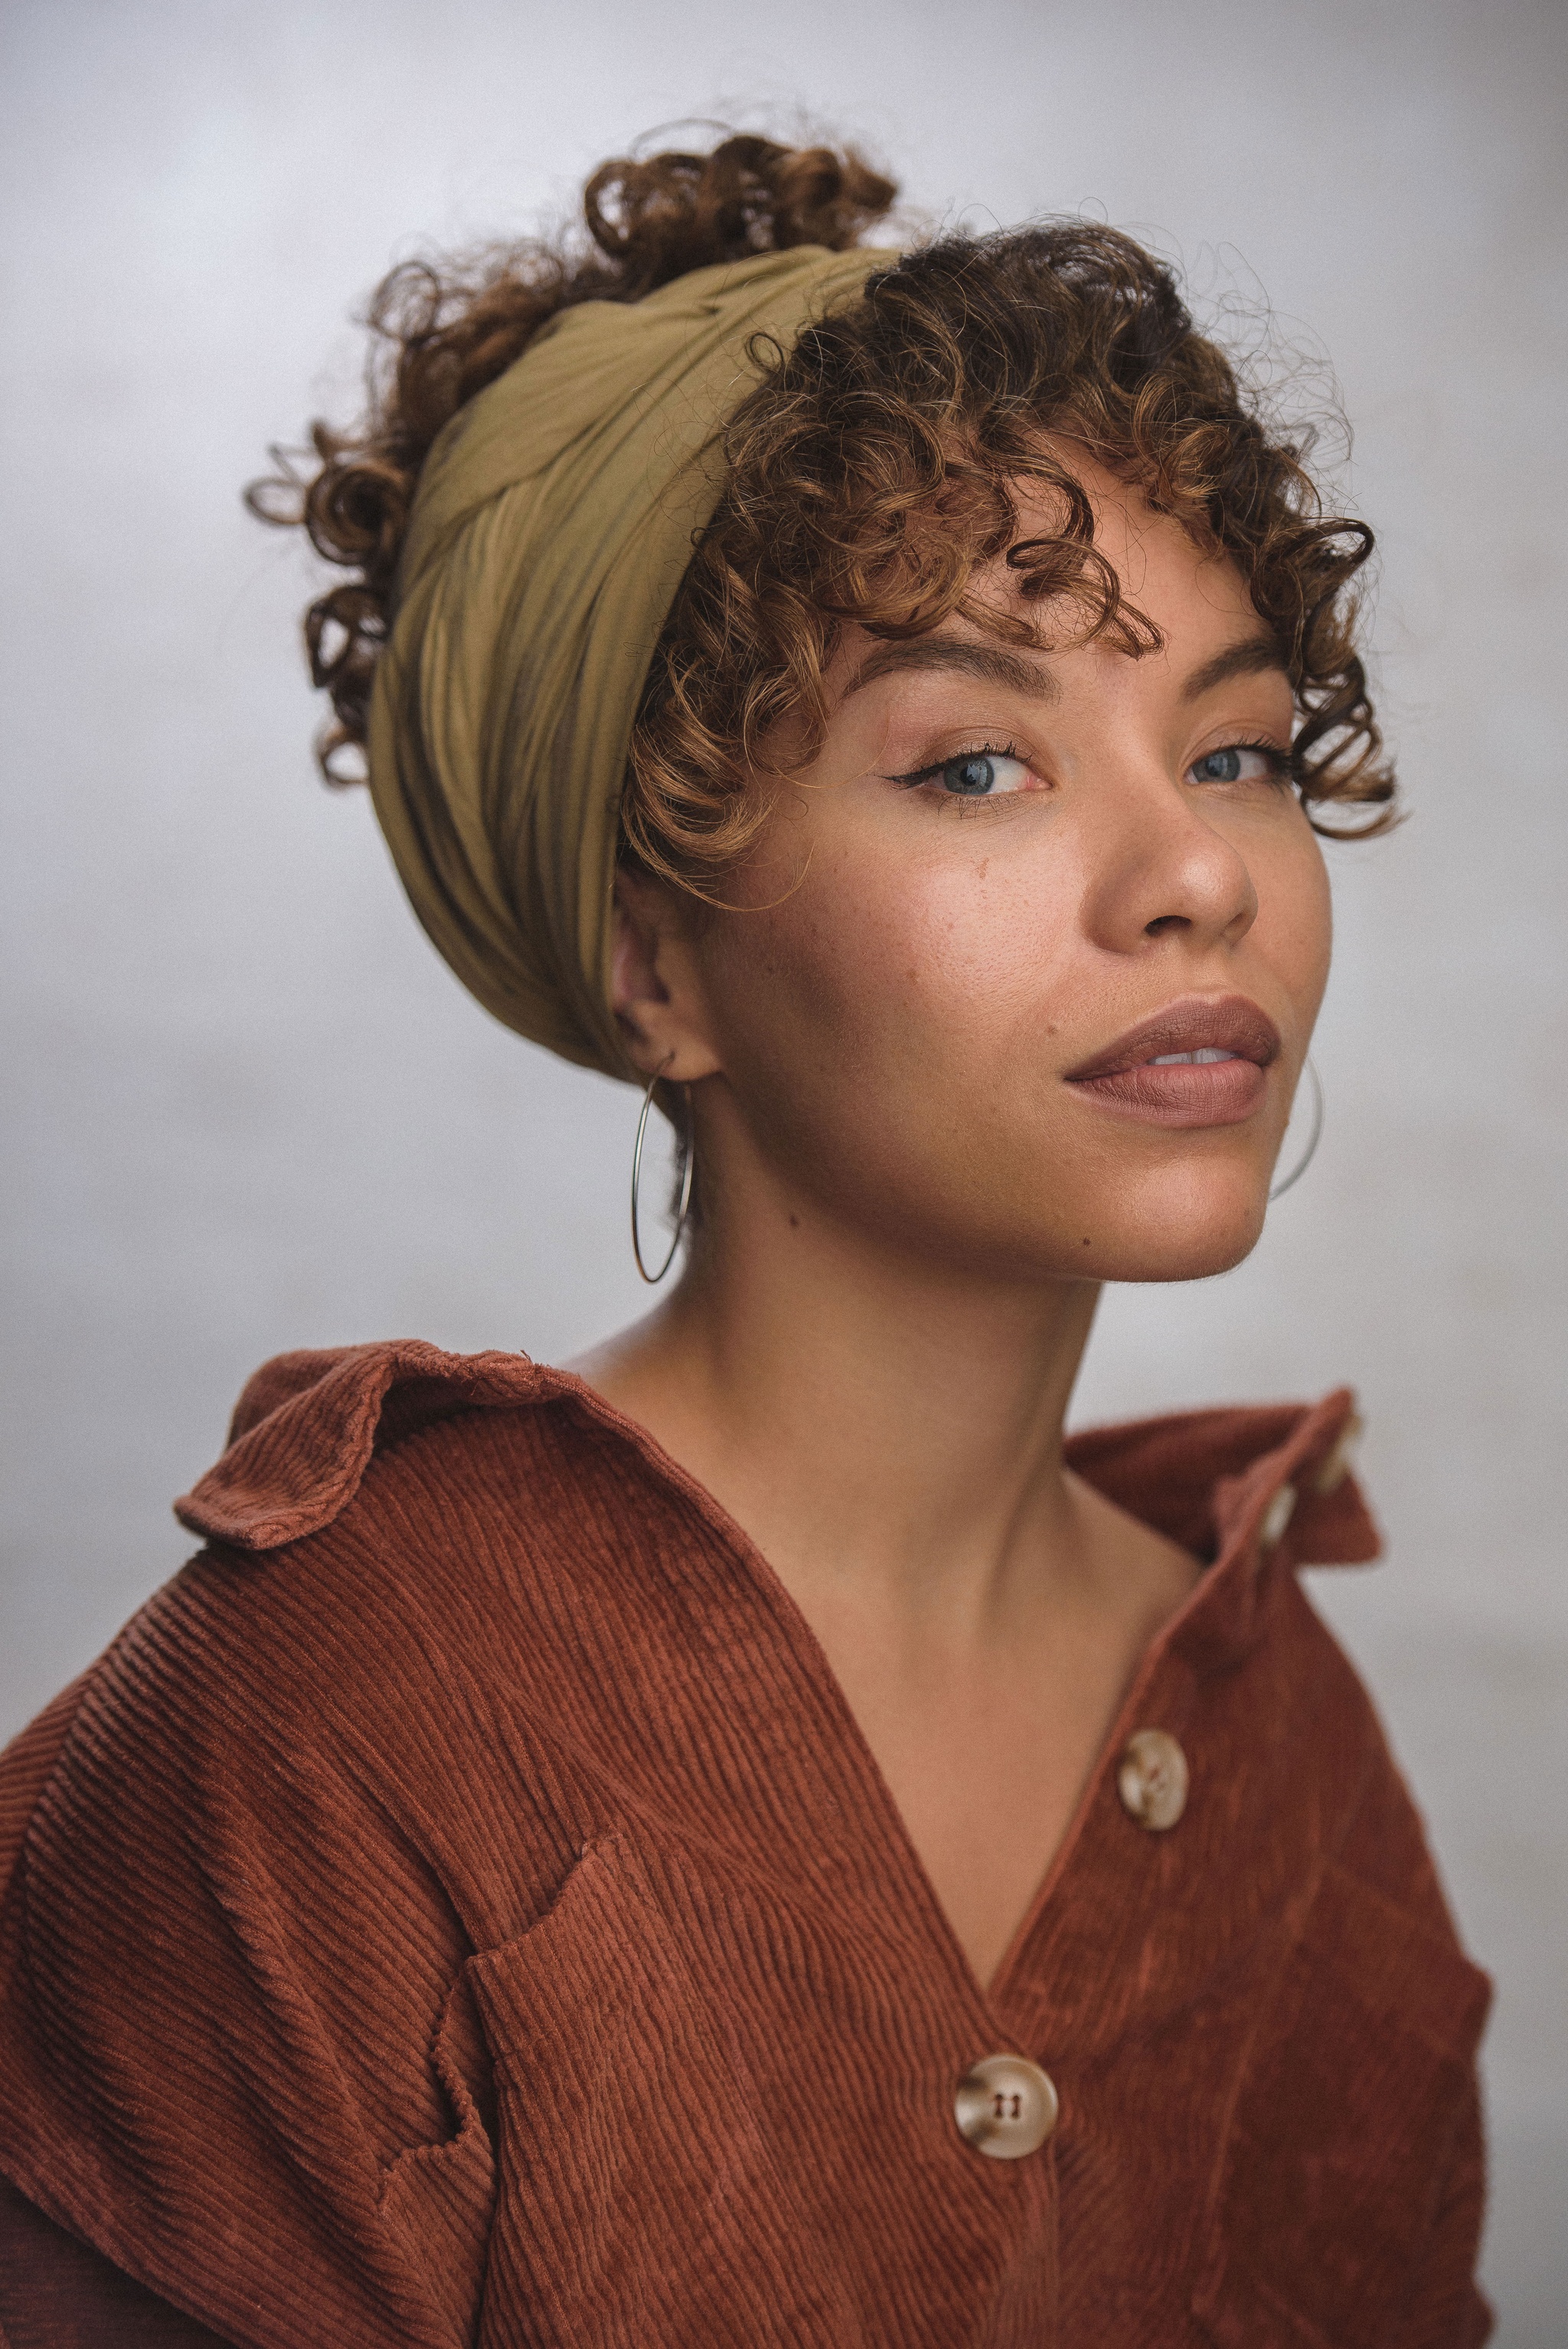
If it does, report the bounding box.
[1145,914,1191,936]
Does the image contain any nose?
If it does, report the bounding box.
[1078,763,1259,958]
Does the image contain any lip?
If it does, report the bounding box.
[1064,994,1282,1129]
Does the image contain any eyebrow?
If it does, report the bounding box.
[1181,635,1291,702]
[843,638,1061,702]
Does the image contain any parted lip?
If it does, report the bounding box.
[1065,994,1282,1083]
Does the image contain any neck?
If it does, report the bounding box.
[573,1130,1102,1629]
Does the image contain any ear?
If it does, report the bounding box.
[611,869,725,1083]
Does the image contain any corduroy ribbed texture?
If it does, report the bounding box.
[0,1345,1491,2347]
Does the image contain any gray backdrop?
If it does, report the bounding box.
[2,0,1563,2334]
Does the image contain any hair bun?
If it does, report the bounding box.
[247,131,896,782]
[583,134,897,297]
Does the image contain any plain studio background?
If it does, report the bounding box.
[2,0,1563,2333]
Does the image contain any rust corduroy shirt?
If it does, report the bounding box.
[0,1344,1490,2346]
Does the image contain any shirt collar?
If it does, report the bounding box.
[1067,1388,1376,1675]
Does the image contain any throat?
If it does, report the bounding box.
[790,1482,1200,1993]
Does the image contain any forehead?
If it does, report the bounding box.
[1003,456,1256,629]
[816,448,1288,709]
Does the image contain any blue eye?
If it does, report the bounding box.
[927,750,1033,796]
[1189,743,1288,785]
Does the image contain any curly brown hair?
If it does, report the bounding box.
[250,131,1394,892]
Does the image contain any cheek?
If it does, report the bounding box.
[698,825,1080,1156]
[701,857,918,1093]
[1253,822,1334,1033]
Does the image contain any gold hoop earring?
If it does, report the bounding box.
[630,1066,694,1283]
[1269,1056,1324,1202]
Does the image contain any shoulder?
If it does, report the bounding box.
[0,1346,638,2148]
[1187,1579,1492,2346]
[1073,1383,1472,1957]
[0,1342,596,2334]
[178,1337,583,1550]
[119,1342,597,1714]
[1194,1579,1491,2339]
[1272,1575,1476,1950]
[157,1338,665,1688]
[2,1343,664,1923]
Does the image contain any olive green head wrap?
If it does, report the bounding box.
[367,243,888,1079]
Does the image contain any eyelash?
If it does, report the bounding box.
[889,735,1298,796]
[890,740,1026,791]
[1217,735,1298,782]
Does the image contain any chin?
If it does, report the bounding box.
[1063,1171,1271,1286]
[1085,1217,1266,1286]
[889,1181,1271,1289]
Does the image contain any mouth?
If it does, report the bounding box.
[1064,995,1281,1128]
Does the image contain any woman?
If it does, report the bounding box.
[0,135,1489,2345]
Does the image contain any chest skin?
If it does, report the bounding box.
[782,1466,1202,1994]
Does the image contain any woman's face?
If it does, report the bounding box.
[658,462,1332,1286]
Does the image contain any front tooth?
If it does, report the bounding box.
[1152,1051,1195,1065]
[1194,1047,1236,1063]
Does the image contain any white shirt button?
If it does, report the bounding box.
[1118,1727,1189,1831]
[1260,1482,1298,1549]
[1314,1413,1364,1496]
[954,2053,1059,2158]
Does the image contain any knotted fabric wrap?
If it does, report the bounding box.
[367,243,891,1078]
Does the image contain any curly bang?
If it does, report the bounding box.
[253,133,1395,897]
